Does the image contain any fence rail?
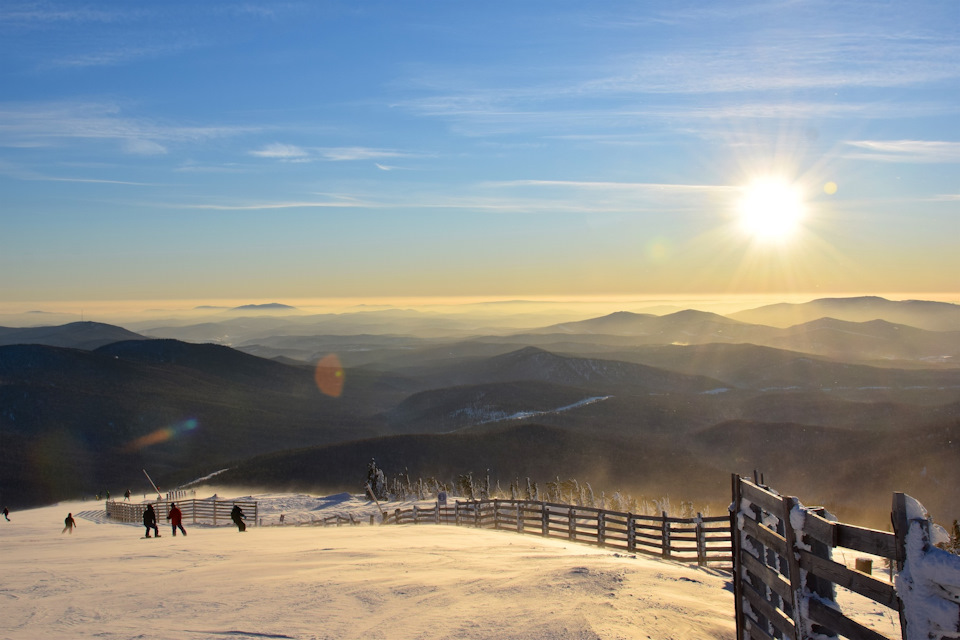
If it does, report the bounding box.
[732,474,960,640]
[106,498,259,528]
[381,498,732,568]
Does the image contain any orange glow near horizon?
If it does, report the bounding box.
[1,292,958,321]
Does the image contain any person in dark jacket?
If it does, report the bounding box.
[142,504,160,538]
[167,503,187,537]
[230,504,246,532]
[62,513,77,534]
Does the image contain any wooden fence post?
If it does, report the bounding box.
[598,510,606,546]
[781,497,805,635]
[627,514,636,553]
[516,501,523,533]
[494,499,500,530]
[731,474,745,640]
[808,507,837,639]
[892,492,910,638]
[661,511,671,559]
[695,513,705,566]
[568,507,576,541]
[394,508,401,524]
[541,502,549,537]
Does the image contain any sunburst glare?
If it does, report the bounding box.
[737,177,806,244]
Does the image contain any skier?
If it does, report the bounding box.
[167,503,187,537]
[230,504,246,532]
[3,506,9,521]
[62,513,77,534]
[124,489,131,501]
[142,504,160,538]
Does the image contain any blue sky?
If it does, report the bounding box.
[1,1,958,310]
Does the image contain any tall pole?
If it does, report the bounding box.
[142,469,162,499]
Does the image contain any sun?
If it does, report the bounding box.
[737,177,806,243]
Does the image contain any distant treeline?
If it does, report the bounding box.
[364,458,708,518]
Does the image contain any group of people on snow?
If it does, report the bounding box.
[142,502,189,537]
[56,501,247,537]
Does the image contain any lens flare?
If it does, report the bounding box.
[122,418,198,453]
[314,353,344,397]
[823,181,838,195]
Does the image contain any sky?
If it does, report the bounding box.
[0,489,906,640]
[1,1,958,312]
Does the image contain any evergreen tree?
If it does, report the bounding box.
[365,459,388,501]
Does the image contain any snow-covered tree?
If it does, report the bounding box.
[456,473,475,501]
[365,459,387,502]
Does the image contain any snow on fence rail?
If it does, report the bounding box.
[732,474,960,640]
[105,498,259,527]
[381,498,733,568]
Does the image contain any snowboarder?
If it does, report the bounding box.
[230,504,246,532]
[62,513,77,534]
[124,489,131,501]
[167,503,187,537]
[3,506,9,521]
[142,504,160,538]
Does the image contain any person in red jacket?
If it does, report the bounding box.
[167,503,187,537]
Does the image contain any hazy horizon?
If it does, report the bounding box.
[2,291,960,327]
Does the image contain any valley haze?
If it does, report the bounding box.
[1,294,958,534]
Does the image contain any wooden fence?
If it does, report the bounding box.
[732,474,960,640]
[381,498,732,568]
[106,498,259,528]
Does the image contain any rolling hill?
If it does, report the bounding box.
[3,300,958,528]
[0,341,411,508]
[0,321,146,350]
[729,296,960,331]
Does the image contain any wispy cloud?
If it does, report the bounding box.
[0,4,128,25]
[317,147,412,161]
[490,179,736,193]
[45,42,199,69]
[0,159,158,185]
[844,140,960,163]
[171,178,733,214]
[249,143,310,160]
[248,144,415,163]
[0,101,257,153]
[398,28,959,139]
[179,200,369,211]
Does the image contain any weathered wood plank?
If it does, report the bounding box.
[741,513,789,554]
[807,597,892,640]
[742,580,798,640]
[798,549,900,609]
[741,549,794,603]
[743,617,776,640]
[740,480,786,516]
[836,523,898,559]
[801,510,838,547]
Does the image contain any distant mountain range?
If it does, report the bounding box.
[0,321,146,350]
[1,295,958,526]
[228,303,299,313]
[729,296,960,331]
